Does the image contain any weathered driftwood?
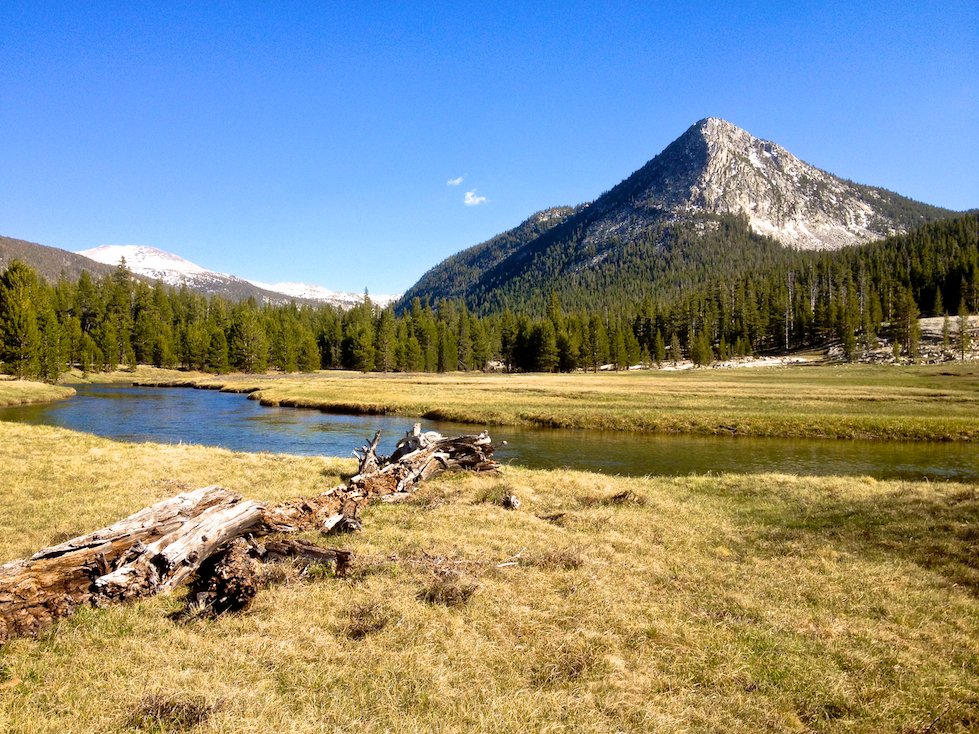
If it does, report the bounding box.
[180,537,263,618]
[95,495,266,603]
[261,425,498,533]
[0,427,497,645]
[0,485,246,643]
[179,537,354,619]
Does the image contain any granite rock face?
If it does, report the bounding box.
[584,117,942,252]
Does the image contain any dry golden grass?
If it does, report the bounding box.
[1,423,978,732]
[62,366,213,385]
[0,379,74,407]
[134,363,979,441]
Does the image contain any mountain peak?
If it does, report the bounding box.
[79,244,210,277]
[401,118,957,311]
[695,116,739,132]
[608,117,943,250]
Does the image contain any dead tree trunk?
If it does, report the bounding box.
[0,428,497,645]
[0,485,247,643]
[262,425,497,533]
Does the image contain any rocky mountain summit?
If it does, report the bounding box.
[592,117,944,251]
[402,117,956,311]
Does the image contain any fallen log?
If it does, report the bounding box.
[0,485,246,643]
[260,425,498,533]
[0,427,497,645]
[94,496,266,604]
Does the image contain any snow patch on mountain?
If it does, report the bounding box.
[246,279,398,308]
[77,244,395,308]
[78,245,211,284]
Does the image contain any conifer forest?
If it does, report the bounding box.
[0,215,975,382]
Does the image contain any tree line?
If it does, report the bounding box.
[0,215,975,382]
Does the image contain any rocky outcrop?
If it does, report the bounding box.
[583,117,951,252]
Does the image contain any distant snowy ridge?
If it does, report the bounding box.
[76,244,396,309]
[78,245,211,285]
[246,279,398,308]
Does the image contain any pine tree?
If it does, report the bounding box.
[901,288,921,359]
[690,331,713,366]
[298,329,321,372]
[456,306,472,370]
[375,309,397,372]
[351,322,375,373]
[184,321,211,371]
[405,334,423,372]
[0,261,43,379]
[624,323,642,367]
[556,329,579,372]
[531,321,559,372]
[842,327,857,362]
[207,328,230,373]
[669,332,682,365]
[587,315,609,370]
[653,329,665,366]
[37,302,65,383]
[470,319,491,371]
[958,300,972,360]
[79,333,98,374]
[611,323,627,370]
[229,307,269,372]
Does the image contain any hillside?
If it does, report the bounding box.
[0,236,387,309]
[77,244,371,308]
[401,206,582,305]
[0,234,118,283]
[403,118,959,313]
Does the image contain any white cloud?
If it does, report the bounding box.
[464,190,487,206]
[446,176,464,186]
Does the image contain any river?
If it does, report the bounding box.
[2,384,977,481]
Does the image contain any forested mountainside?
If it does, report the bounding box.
[401,205,582,304]
[0,215,975,381]
[402,118,957,314]
[0,235,119,284]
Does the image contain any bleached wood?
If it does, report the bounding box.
[0,485,245,643]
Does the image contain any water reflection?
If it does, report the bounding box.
[1,384,976,482]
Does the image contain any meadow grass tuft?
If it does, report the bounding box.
[128,692,217,732]
[343,601,394,640]
[416,570,479,608]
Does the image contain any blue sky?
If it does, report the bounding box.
[1,2,976,295]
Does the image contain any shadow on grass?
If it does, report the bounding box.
[748,484,979,596]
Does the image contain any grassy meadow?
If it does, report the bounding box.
[0,379,74,407]
[134,362,979,441]
[1,422,977,732]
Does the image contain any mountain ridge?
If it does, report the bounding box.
[78,244,397,309]
[401,117,960,313]
[0,236,395,309]
[0,234,120,284]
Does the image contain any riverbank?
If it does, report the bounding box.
[61,365,213,385]
[132,363,979,442]
[0,379,74,407]
[0,422,976,732]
